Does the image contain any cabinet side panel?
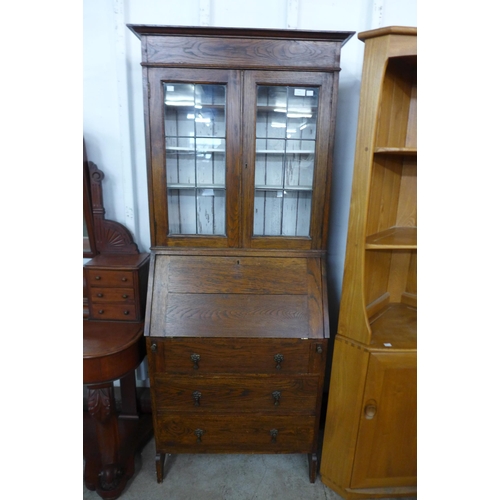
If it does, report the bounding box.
[320,338,370,487]
[149,255,170,337]
[307,258,325,339]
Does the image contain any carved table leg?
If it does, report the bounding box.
[85,382,127,499]
[155,452,166,483]
[308,453,318,483]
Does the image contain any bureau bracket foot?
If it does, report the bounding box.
[155,452,166,483]
[308,453,318,483]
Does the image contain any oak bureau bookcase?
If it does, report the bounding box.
[128,24,354,483]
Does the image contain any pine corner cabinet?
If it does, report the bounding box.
[320,27,417,499]
[128,24,354,483]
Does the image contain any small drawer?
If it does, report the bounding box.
[155,414,316,453]
[86,269,135,288]
[147,338,313,374]
[89,303,138,321]
[153,374,319,413]
[90,288,135,303]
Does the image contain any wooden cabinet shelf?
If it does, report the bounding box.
[374,147,417,156]
[321,26,417,500]
[369,303,417,348]
[365,226,417,249]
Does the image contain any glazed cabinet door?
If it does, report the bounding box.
[351,351,417,489]
[242,71,336,250]
[147,68,242,247]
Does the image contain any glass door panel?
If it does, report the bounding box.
[253,85,318,237]
[164,83,227,235]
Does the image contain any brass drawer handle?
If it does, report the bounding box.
[194,429,204,442]
[274,354,284,370]
[316,344,323,354]
[272,391,281,406]
[270,429,278,443]
[191,354,200,369]
[150,343,157,352]
[193,391,202,407]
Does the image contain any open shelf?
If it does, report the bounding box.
[369,303,417,349]
[374,147,417,156]
[366,227,416,249]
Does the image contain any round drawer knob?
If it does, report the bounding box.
[95,276,101,280]
[122,294,128,299]
[98,310,104,314]
[123,310,129,315]
[97,293,103,298]
[121,277,127,282]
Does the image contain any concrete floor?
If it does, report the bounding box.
[83,436,417,500]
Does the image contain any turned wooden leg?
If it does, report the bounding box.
[308,453,318,483]
[87,383,127,497]
[155,452,166,483]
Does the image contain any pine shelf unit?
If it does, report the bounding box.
[320,26,417,499]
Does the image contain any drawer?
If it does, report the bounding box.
[86,269,135,288]
[154,414,316,453]
[147,337,321,374]
[153,374,319,414]
[90,288,135,303]
[89,303,138,321]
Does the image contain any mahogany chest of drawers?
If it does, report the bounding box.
[85,253,150,322]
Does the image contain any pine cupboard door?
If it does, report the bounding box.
[241,71,336,250]
[350,351,417,489]
[147,68,242,248]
